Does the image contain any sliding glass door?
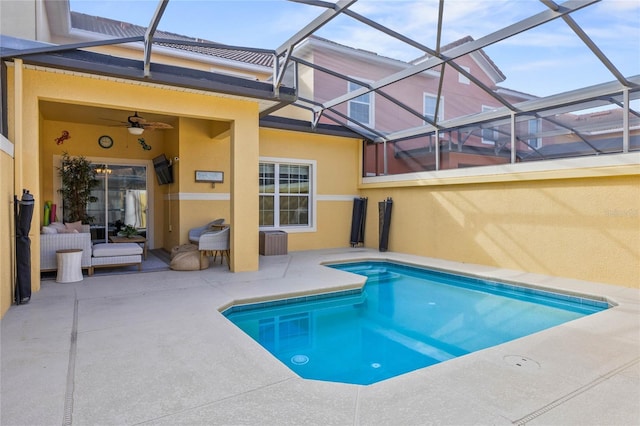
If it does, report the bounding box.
[88,164,148,243]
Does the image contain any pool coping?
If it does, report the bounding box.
[218,252,623,315]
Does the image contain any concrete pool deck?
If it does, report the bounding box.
[2,248,639,425]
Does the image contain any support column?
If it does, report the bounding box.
[229,110,260,272]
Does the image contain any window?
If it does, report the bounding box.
[348,81,373,126]
[528,118,542,149]
[259,160,313,229]
[481,105,498,144]
[424,93,444,124]
[458,66,471,85]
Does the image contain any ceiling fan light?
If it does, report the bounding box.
[128,127,144,135]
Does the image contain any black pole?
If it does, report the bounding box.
[349,197,368,247]
[15,189,35,305]
[378,197,393,252]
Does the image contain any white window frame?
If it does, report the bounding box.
[528,118,543,149]
[458,66,471,85]
[259,157,317,233]
[481,105,499,145]
[424,93,444,124]
[347,80,374,127]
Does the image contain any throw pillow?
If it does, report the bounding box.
[50,222,66,232]
[65,221,83,233]
[41,226,57,234]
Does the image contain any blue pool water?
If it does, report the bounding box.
[223,261,608,385]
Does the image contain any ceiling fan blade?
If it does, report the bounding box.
[100,117,128,124]
[144,122,173,129]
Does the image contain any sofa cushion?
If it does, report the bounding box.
[59,228,79,234]
[41,225,58,234]
[50,222,67,232]
[93,243,142,257]
[65,221,83,233]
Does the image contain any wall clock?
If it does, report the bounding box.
[98,135,113,149]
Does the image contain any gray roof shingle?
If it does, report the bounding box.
[70,12,274,68]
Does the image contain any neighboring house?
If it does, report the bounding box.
[295,35,528,174]
[294,35,639,173]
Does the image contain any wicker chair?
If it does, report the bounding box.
[188,218,225,244]
[198,226,230,268]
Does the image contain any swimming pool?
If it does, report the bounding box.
[223,260,608,385]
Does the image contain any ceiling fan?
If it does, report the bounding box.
[106,112,174,135]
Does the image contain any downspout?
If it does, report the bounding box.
[14,59,24,194]
[1,60,7,137]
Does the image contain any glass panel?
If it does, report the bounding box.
[629,91,640,151]
[279,164,309,194]
[391,135,438,173]
[349,102,370,124]
[519,97,626,162]
[279,195,309,226]
[441,122,511,170]
[348,81,372,126]
[424,94,444,122]
[87,170,107,241]
[259,163,275,194]
[261,162,311,227]
[259,195,274,226]
[88,164,147,243]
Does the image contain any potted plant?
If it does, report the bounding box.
[117,224,139,238]
[58,152,99,224]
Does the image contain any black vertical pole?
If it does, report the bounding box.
[350,198,362,247]
[15,189,35,305]
[349,197,368,247]
[378,197,393,252]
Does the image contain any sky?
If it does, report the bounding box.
[69,0,640,98]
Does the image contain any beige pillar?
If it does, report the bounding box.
[229,111,259,271]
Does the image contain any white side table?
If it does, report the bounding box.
[56,249,84,283]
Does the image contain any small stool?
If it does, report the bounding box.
[56,249,84,283]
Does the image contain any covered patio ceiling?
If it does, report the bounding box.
[2,0,638,144]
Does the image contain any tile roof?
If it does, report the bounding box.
[70,12,274,68]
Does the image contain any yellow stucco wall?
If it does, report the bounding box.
[360,173,640,288]
[1,146,16,317]
[173,117,231,247]
[259,128,361,250]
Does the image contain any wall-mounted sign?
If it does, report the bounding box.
[195,170,224,183]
